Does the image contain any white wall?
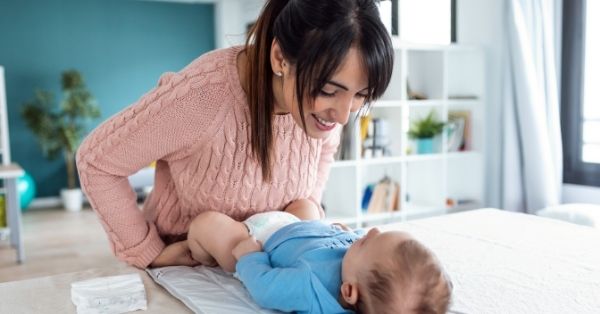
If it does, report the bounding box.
[456,0,506,208]
[143,0,263,48]
[563,184,600,205]
[214,0,263,48]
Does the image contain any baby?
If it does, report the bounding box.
[185,200,452,314]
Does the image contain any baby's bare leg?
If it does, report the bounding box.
[187,211,249,272]
[284,199,322,220]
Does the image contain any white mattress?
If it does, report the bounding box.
[148,209,600,314]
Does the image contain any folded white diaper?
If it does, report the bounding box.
[71,273,147,314]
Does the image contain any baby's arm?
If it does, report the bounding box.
[284,198,322,220]
[235,252,312,312]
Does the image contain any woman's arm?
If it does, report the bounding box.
[77,71,223,268]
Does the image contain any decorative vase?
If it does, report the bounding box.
[61,188,83,212]
[416,137,434,154]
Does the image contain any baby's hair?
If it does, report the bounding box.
[355,239,452,314]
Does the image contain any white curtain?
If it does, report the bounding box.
[502,0,563,213]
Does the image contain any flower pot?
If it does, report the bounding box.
[416,138,435,154]
[61,188,83,212]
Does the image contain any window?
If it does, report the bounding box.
[582,0,600,163]
[399,0,455,44]
[562,0,600,186]
[386,0,456,44]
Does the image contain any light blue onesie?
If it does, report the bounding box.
[236,220,361,314]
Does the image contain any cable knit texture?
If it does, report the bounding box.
[76,46,341,268]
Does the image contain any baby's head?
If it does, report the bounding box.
[340,228,452,314]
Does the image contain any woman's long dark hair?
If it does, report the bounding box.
[245,0,394,181]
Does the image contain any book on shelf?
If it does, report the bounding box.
[360,115,393,158]
[362,176,401,214]
[335,123,356,161]
[447,110,472,152]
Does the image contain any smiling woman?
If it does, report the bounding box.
[76,0,394,270]
[244,0,394,181]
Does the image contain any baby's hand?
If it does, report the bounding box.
[232,236,263,260]
[332,222,352,231]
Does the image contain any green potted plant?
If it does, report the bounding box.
[408,110,445,154]
[21,70,100,211]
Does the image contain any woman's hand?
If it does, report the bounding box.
[150,240,200,268]
[232,236,263,260]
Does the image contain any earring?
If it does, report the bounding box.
[275,71,283,77]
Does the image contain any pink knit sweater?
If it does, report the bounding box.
[76,46,341,268]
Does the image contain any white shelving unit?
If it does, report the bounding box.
[0,65,26,262]
[322,42,486,227]
[0,66,10,240]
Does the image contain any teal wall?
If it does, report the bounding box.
[0,0,214,197]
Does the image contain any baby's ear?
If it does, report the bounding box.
[340,282,359,305]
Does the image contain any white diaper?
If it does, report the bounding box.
[71,273,147,314]
[243,211,300,244]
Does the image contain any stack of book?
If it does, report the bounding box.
[361,176,401,214]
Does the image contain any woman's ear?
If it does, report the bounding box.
[270,39,289,77]
[340,281,359,306]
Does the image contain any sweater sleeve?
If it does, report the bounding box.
[236,252,312,312]
[76,68,226,268]
[309,125,342,209]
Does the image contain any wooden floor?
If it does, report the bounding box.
[0,207,123,283]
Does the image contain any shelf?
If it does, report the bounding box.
[403,205,447,218]
[360,156,404,166]
[373,99,480,108]
[359,205,446,223]
[407,100,444,107]
[448,99,481,107]
[348,152,478,166]
[446,151,481,159]
[404,153,445,162]
[373,100,403,108]
[331,160,358,168]
[447,202,483,214]
[360,210,404,223]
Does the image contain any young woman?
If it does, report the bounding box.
[76,0,394,269]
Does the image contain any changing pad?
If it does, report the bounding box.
[147,265,282,314]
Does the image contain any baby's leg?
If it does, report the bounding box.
[187,211,249,272]
[284,199,323,220]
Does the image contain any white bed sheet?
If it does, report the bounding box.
[148,209,600,314]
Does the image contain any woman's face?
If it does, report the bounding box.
[277,47,369,139]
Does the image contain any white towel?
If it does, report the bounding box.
[71,273,147,314]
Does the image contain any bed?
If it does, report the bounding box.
[1,209,599,313]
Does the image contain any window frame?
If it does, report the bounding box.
[389,0,456,43]
[561,0,600,186]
